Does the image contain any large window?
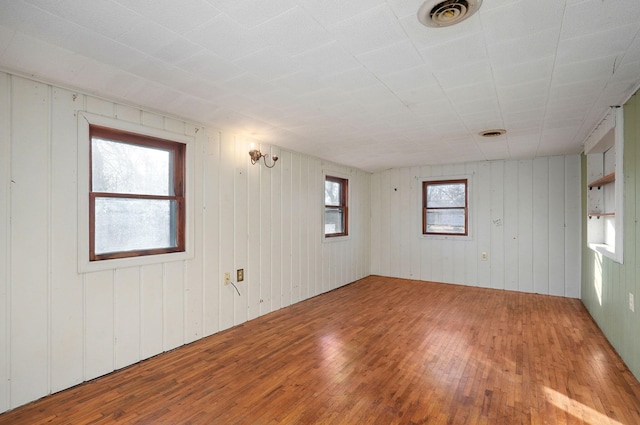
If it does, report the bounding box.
[422,179,468,236]
[90,126,186,261]
[324,175,348,237]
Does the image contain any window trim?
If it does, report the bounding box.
[420,176,472,240]
[323,172,350,241]
[78,112,195,272]
[89,125,186,261]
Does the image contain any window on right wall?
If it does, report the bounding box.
[422,179,468,236]
[585,106,624,263]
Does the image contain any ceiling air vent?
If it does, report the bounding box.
[479,129,506,138]
[417,0,482,28]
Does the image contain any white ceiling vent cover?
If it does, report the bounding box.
[417,0,482,28]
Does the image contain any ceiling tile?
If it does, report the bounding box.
[378,64,437,92]
[115,0,221,34]
[253,6,333,55]
[357,41,424,76]
[176,50,244,82]
[25,0,141,40]
[185,14,263,61]
[481,0,564,45]
[233,47,301,81]
[294,42,362,77]
[210,0,296,28]
[557,24,638,64]
[419,33,488,70]
[560,0,640,40]
[328,5,406,55]
[295,0,386,26]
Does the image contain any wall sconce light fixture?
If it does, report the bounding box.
[249,144,278,168]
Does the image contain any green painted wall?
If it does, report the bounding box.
[582,90,640,379]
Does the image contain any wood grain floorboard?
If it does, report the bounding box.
[2,275,640,424]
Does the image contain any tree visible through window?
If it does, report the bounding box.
[422,179,468,236]
[90,126,185,261]
[325,176,348,237]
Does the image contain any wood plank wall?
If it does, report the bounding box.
[370,157,582,296]
[582,91,640,381]
[0,72,371,413]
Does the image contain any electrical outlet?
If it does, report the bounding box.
[481,252,488,261]
[224,272,230,285]
[237,269,244,282]
[630,293,635,312]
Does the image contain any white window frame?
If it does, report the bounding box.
[419,174,473,241]
[77,112,195,272]
[584,107,624,264]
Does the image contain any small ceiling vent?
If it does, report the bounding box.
[417,0,482,28]
[479,129,506,138]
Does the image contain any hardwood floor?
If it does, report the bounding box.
[2,276,640,424]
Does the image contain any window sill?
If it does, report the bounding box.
[419,234,473,241]
[323,235,351,243]
[588,242,622,264]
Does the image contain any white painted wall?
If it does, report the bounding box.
[370,158,582,297]
[0,72,371,412]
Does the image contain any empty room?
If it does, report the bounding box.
[2,0,640,423]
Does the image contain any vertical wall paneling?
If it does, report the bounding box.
[10,77,50,406]
[503,160,519,291]
[233,139,249,326]
[582,91,640,382]
[379,171,391,277]
[372,157,581,297]
[84,270,115,381]
[564,155,581,298]
[50,88,84,392]
[1,72,372,413]
[114,267,141,369]
[389,169,401,278]
[203,131,221,336]
[548,156,566,296]
[533,158,550,294]
[163,262,185,351]
[418,166,432,282]
[517,160,534,293]
[463,162,479,287]
[370,173,381,276]
[281,151,292,308]
[247,142,261,320]
[271,148,283,309]
[490,161,505,290]
[0,72,10,412]
[476,162,491,288]
[185,127,205,343]
[219,133,235,329]
[298,156,309,301]
[291,153,302,304]
[259,149,273,314]
[140,264,164,359]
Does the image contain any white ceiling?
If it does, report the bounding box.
[1,0,640,172]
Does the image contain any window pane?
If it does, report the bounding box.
[325,207,344,234]
[426,208,465,234]
[92,138,172,195]
[427,183,465,208]
[325,180,342,206]
[95,198,177,254]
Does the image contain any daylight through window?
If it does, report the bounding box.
[325,175,348,237]
[422,179,468,236]
[90,126,186,261]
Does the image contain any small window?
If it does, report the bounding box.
[90,126,186,261]
[325,175,348,237]
[422,179,468,236]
